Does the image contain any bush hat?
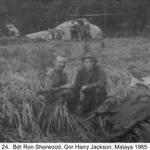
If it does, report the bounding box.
[82,54,97,62]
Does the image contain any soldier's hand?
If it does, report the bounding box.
[62,83,72,89]
[81,85,88,91]
[80,91,85,102]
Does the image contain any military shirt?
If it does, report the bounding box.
[74,65,106,91]
[46,68,67,89]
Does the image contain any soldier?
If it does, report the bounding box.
[74,54,107,117]
[71,21,81,40]
[6,24,20,37]
[44,56,72,105]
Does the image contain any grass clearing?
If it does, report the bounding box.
[0,37,150,142]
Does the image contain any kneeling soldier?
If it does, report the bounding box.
[74,54,107,117]
[45,55,72,104]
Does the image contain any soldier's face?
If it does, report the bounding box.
[83,58,94,70]
[56,58,66,71]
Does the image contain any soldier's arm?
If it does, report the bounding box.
[86,82,100,89]
[87,68,107,89]
[45,69,63,92]
[73,69,82,91]
[50,71,72,92]
[45,79,65,92]
[51,86,66,92]
[47,78,69,92]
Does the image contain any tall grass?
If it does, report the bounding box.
[0,40,150,142]
[0,45,95,142]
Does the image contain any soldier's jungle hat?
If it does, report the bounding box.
[82,54,97,62]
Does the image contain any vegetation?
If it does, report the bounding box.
[0,0,150,36]
[0,37,149,142]
[0,0,150,143]
[0,39,95,142]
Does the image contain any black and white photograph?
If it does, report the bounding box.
[0,0,150,143]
